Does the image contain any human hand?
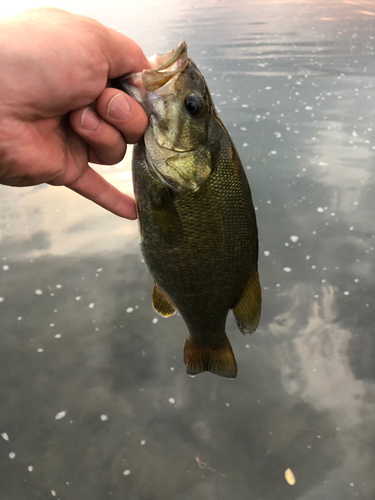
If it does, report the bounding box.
[0,7,151,219]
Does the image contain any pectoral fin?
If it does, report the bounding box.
[149,189,183,245]
[152,281,177,317]
[232,270,262,335]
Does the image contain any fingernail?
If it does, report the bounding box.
[80,107,100,131]
[107,94,130,120]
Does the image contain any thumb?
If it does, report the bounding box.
[95,25,151,78]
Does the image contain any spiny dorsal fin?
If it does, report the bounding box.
[152,281,177,317]
[183,337,237,378]
[232,270,262,335]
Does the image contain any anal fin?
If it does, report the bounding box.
[152,281,177,317]
[184,337,237,379]
[232,270,262,335]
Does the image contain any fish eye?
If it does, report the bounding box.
[184,94,203,116]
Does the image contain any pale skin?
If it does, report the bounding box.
[0,7,151,219]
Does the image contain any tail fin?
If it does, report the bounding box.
[183,337,237,379]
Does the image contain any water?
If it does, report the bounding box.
[1,1,375,498]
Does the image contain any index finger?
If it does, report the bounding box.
[67,165,137,219]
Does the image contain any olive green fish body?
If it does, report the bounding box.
[119,42,261,378]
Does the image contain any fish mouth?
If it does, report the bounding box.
[122,41,188,93]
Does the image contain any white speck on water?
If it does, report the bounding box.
[35,289,43,295]
[306,255,311,260]
[242,143,248,147]
[170,367,175,371]
[1,432,9,441]
[126,307,134,313]
[264,251,270,257]
[225,403,230,407]
[246,344,250,348]
[317,207,324,213]
[168,397,175,405]
[100,415,108,421]
[283,267,292,272]
[9,452,16,459]
[49,323,55,328]
[75,296,81,301]
[54,334,61,339]
[350,226,354,231]
[2,265,9,271]
[123,470,131,476]
[56,284,62,289]
[152,318,158,324]
[96,268,103,272]
[140,440,146,445]
[55,411,67,420]
[28,466,33,472]
[285,468,296,485]
[269,150,277,155]
[89,303,95,309]
[37,348,44,353]
[350,483,354,487]
[241,104,248,108]
[51,490,56,497]
[344,291,350,295]
[0,297,3,303]
[290,235,299,242]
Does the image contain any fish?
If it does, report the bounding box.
[116,41,261,378]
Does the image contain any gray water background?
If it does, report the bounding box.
[0,0,375,498]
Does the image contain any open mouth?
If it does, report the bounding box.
[123,41,188,93]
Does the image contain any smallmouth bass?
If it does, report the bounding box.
[117,42,261,378]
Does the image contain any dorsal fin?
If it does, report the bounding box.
[232,270,262,335]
